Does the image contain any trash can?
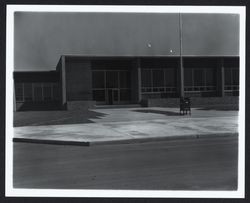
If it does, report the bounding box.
[180,97,191,115]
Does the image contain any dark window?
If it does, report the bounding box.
[205,68,215,86]
[113,90,119,101]
[193,69,204,86]
[141,68,176,93]
[53,83,60,100]
[23,83,32,101]
[43,84,52,101]
[15,83,23,102]
[120,71,130,88]
[224,67,239,91]
[184,68,192,86]
[152,69,164,87]
[33,83,43,101]
[92,70,131,103]
[165,68,175,87]
[232,68,239,86]
[106,71,118,88]
[15,82,60,102]
[141,69,152,87]
[184,68,216,92]
[225,69,232,86]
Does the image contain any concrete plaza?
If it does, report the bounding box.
[13,107,238,145]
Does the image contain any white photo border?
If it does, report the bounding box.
[6,5,246,198]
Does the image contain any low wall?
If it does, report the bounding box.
[67,100,96,110]
[142,96,239,108]
[15,101,62,111]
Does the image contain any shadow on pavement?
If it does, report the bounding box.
[14,110,107,127]
[133,109,180,116]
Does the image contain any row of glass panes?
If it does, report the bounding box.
[92,88,130,102]
[141,68,176,88]
[92,70,130,89]
[15,82,59,102]
[224,68,239,86]
[142,85,239,93]
[141,87,177,93]
[184,86,216,92]
[224,85,239,91]
[184,68,216,87]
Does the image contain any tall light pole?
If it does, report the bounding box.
[179,13,184,98]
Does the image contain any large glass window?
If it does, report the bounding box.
[141,69,152,88]
[184,68,216,92]
[92,70,131,104]
[184,69,192,87]
[232,69,239,86]
[52,83,60,101]
[224,68,239,91]
[119,71,130,88]
[43,83,52,101]
[15,83,23,102]
[141,68,176,93]
[152,69,164,87]
[106,71,119,88]
[15,82,59,102]
[205,69,215,86]
[165,69,176,87]
[225,69,231,86]
[193,69,204,86]
[23,83,32,101]
[33,83,43,101]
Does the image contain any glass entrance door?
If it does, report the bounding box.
[92,70,131,104]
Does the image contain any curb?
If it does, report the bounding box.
[13,132,238,147]
[90,132,238,146]
[13,138,90,146]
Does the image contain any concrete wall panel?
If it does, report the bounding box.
[65,59,92,101]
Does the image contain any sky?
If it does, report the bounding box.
[14,12,239,71]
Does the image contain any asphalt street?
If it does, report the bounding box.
[13,136,238,190]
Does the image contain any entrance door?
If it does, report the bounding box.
[92,70,131,105]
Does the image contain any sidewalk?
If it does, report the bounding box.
[13,107,238,146]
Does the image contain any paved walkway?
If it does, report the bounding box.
[13,107,238,146]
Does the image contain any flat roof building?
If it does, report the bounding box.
[13,13,240,111]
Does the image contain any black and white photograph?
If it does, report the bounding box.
[5,5,245,198]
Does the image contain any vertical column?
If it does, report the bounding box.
[137,58,142,102]
[51,83,53,100]
[32,83,34,101]
[61,56,67,107]
[179,13,184,98]
[13,81,16,111]
[179,58,184,98]
[41,83,44,101]
[131,58,141,103]
[217,58,225,97]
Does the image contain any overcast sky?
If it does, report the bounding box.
[14,12,239,71]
